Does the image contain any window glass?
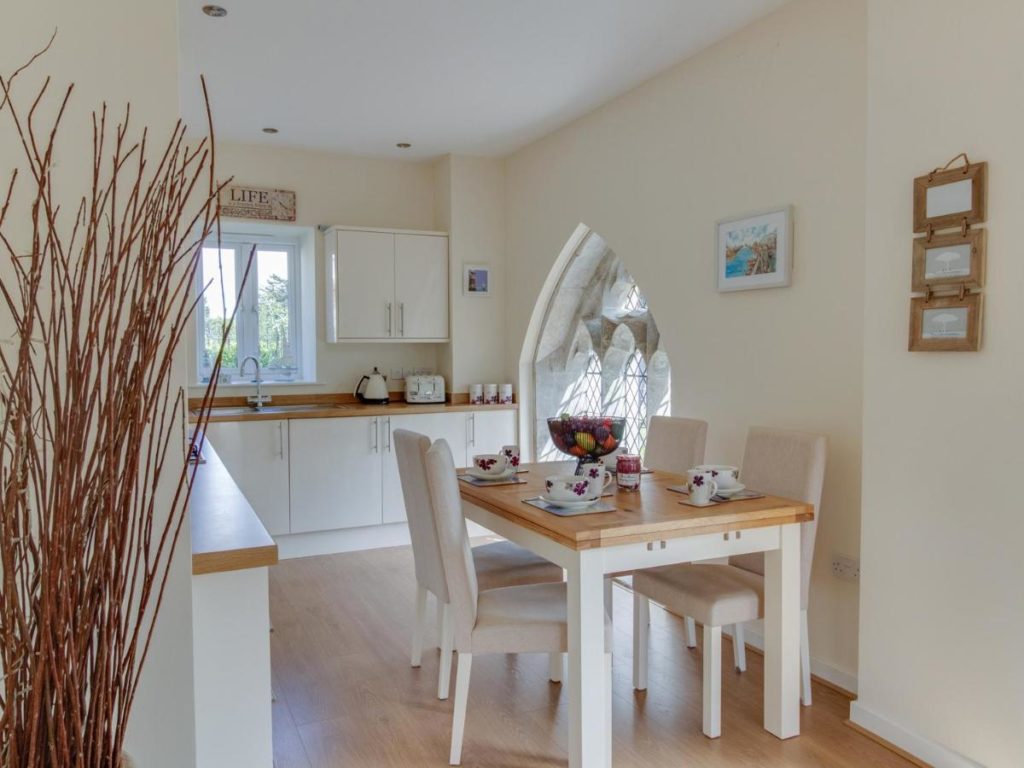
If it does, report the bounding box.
[200,246,238,371]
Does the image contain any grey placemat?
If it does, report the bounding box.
[458,475,528,487]
[522,497,617,517]
[667,485,765,503]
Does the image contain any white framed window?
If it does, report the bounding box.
[196,235,304,384]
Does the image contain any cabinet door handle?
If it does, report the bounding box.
[469,413,476,447]
[277,422,284,459]
[399,302,405,337]
[385,417,392,453]
[386,302,392,336]
[371,418,379,453]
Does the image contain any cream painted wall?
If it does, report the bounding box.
[504,0,867,681]
[0,3,194,766]
[855,2,1024,765]
[191,142,442,396]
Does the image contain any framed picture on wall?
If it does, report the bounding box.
[463,263,491,296]
[909,293,982,352]
[911,229,985,293]
[716,206,793,292]
[913,160,987,234]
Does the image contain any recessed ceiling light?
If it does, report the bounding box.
[396,143,412,149]
[262,127,279,134]
[202,5,227,17]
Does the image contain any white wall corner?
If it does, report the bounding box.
[849,701,984,768]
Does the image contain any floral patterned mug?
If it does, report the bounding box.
[686,469,719,505]
[472,453,512,476]
[575,460,613,493]
[545,473,605,502]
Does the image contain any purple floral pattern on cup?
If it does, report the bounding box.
[573,482,589,496]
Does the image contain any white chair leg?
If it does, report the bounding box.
[732,622,747,672]
[604,577,614,625]
[438,602,454,700]
[800,609,812,706]
[632,591,649,690]
[685,616,697,648]
[449,653,472,765]
[411,584,428,667]
[605,652,613,768]
[702,624,721,738]
[549,652,563,683]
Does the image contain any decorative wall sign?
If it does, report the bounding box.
[220,185,296,222]
[913,155,986,234]
[911,229,985,293]
[909,293,982,352]
[716,206,792,292]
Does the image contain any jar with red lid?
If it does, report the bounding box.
[616,454,642,491]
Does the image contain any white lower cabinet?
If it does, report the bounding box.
[381,412,470,524]
[289,417,384,533]
[207,409,517,537]
[203,420,291,536]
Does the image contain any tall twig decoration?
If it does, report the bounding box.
[0,38,244,766]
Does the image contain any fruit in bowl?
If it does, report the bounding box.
[547,415,626,462]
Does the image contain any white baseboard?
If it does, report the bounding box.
[274,520,494,560]
[736,623,858,695]
[849,700,982,768]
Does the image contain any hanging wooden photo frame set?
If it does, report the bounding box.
[911,229,985,293]
[913,159,986,234]
[909,293,982,352]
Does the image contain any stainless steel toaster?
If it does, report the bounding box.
[404,374,446,404]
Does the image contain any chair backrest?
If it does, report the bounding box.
[644,416,708,475]
[728,427,827,608]
[393,429,449,603]
[425,438,479,651]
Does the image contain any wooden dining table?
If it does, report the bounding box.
[458,461,814,768]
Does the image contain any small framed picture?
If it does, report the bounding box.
[913,161,986,233]
[463,263,491,296]
[912,229,985,293]
[717,206,793,292]
[909,294,982,352]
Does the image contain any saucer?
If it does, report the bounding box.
[467,467,516,481]
[714,483,746,499]
[539,495,600,510]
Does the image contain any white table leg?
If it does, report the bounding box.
[763,523,801,738]
[567,548,609,768]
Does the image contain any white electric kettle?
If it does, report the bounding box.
[355,367,389,404]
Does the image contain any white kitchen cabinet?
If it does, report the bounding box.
[394,234,448,340]
[467,410,518,457]
[325,226,449,343]
[289,417,383,533]
[203,420,291,536]
[380,412,470,524]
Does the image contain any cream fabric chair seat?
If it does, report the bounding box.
[633,563,763,629]
[393,429,563,701]
[473,540,563,593]
[425,438,612,765]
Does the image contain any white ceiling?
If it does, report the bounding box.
[178,0,785,159]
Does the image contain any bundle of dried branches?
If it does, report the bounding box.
[0,40,244,766]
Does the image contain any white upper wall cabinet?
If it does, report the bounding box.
[325,226,449,342]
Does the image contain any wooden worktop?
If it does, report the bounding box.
[190,439,278,575]
[458,462,814,551]
[188,391,517,423]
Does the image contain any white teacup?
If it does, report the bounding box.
[472,453,511,476]
[576,460,613,492]
[695,464,739,490]
[686,470,719,505]
[545,474,604,502]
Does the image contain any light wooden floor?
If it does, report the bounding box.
[269,545,911,768]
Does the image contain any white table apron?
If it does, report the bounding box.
[462,500,803,768]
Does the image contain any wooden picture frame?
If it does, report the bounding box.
[911,229,985,293]
[913,161,986,233]
[909,293,982,352]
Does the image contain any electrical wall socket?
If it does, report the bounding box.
[389,368,404,382]
[831,554,860,582]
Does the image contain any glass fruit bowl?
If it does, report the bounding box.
[547,414,626,469]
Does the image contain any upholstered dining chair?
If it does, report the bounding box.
[631,427,826,738]
[393,430,564,699]
[424,438,612,765]
[635,416,709,647]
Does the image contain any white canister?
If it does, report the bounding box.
[499,383,513,404]
[469,384,484,405]
[484,383,499,404]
